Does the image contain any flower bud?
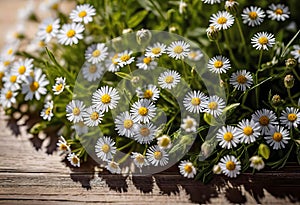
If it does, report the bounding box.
[271,94,282,107]
[258,143,270,160]
[225,0,239,16]
[284,74,295,88]
[201,141,214,158]
[136,28,152,45]
[249,156,265,171]
[122,28,133,34]
[213,164,222,174]
[285,58,297,68]
[131,76,140,86]
[206,25,219,41]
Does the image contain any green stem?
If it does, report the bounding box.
[215,40,222,55]
[148,0,167,21]
[287,88,297,106]
[118,146,134,164]
[255,50,263,108]
[292,68,300,81]
[235,18,246,46]
[117,140,135,151]
[224,31,239,67]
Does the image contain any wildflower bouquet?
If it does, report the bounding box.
[0,0,300,182]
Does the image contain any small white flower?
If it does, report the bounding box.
[131,152,149,171]
[202,95,226,117]
[145,42,166,58]
[178,160,196,178]
[67,153,80,167]
[146,145,169,166]
[115,111,137,138]
[2,72,22,91]
[81,62,104,82]
[40,100,54,121]
[105,53,120,72]
[136,56,157,70]
[187,50,203,61]
[290,45,300,63]
[181,115,197,133]
[230,70,253,91]
[52,77,66,95]
[183,90,208,114]
[56,136,71,153]
[57,23,85,46]
[133,122,157,144]
[280,107,300,129]
[216,125,240,149]
[157,135,172,150]
[264,126,290,150]
[219,155,241,178]
[105,160,121,174]
[117,50,135,67]
[91,86,120,112]
[158,70,181,89]
[249,156,265,171]
[95,136,117,161]
[207,55,231,74]
[241,6,265,27]
[136,84,160,101]
[236,119,260,144]
[82,106,104,127]
[252,109,278,135]
[39,0,60,11]
[130,99,156,123]
[266,4,290,21]
[66,100,86,123]
[0,87,18,109]
[85,43,108,64]
[69,4,96,24]
[202,0,221,5]
[11,58,33,81]
[251,32,275,50]
[166,40,190,60]
[209,11,235,30]
[37,18,60,43]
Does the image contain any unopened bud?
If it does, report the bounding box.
[122,28,133,34]
[271,94,282,106]
[284,74,295,88]
[225,0,239,16]
[285,58,297,68]
[206,25,219,41]
[213,164,222,174]
[136,28,152,45]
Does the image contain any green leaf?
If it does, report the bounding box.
[127,10,149,28]
[258,143,270,160]
[115,72,132,80]
[222,103,240,115]
[203,113,219,126]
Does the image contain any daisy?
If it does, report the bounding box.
[0,87,18,108]
[69,4,96,24]
[230,70,253,91]
[57,23,84,46]
[131,152,149,171]
[202,95,226,117]
[166,40,190,60]
[2,72,22,91]
[207,55,231,74]
[158,70,181,89]
[81,62,104,82]
[187,50,203,61]
[181,115,197,133]
[106,53,120,72]
[11,58,33,81]
[266,4,290,21]
[39,0,60,11]
[251,109,278,135]
[251,32,275,51]
[236,119,260,144]
[82,106,104,127]
[280,107,300,129]
[178,160,197,179]
[52,77,66,95]
[133,122,157,144]
[117,50,135,68]
[72,121,89,136]
[91,86,120,112]
[40,100,54,121]
[115,111,137,138]
[136,84,160,101]
[37,18,60,43]
[85,43,108,64]
[95,136,116,161]
[157,135,172,149]
[183,90,208,114]
[21,68,49,101]
[66,100,86,123]
[105,160,121,174]
[130,99,156,123]
[146,145,169,166]
[209,11,234,30]
[145,42,166,58]
[202,0,221,5]
[290,45,300,63]
[219,155,241,178]
[249,156,265,171]
[56,136,71,153]
[67,153,80,167]
[241,6,265,27]
[265,126,290,150]
[216,125,240,149]
[136,56,157,70]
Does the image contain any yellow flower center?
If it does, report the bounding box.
[4,61,10,66]
[259,116,269,126]
[217,16,227,24]
[18,65,26,74]
[165,76,174,84]
[72,156,79,164]
[10,75,17,83]
[123,119,133,129]
[154,151,162,160]
[272,132,282,142]
[39,41,46,47]
[173,45,183,54]
[248,11,258,20]
[90,112,99,121]
[226,161,236,171]
[143,89,153,99]
[208,102,218,110]
[189,52,197,59]
[55,84,63,92]
[45,107,52,115]
[92,50,101,57]
[287,113,297,122]
[275,8,283,15]
[5,90,13,99]
[120,54,130,62]
[67,29,76,38]
[135,155,145,164]
[214,60,223,68]
[143,57,151,64]
[236,75,247,84]
[138,107,148,116]
[0,72,4,80]
[258,36,268,45]
[51,3,59,10]
[243,126,253,136]
[191,97,201,106]
[151,47,161,54]
[59,143,68,151]
[112,54,119,65]
[72,107,81,116]
[30,81,39,92]
[223,132,233,141]
[184,164,193,173]
[101,144,110,153]
[7,49,13,55]
[185,119,194,128]
[46,24,53,33]
[160,137,171,147]
[101,94,111,104]
[78,10,87,18]
[140,127,150,136]
[89,65,97,73]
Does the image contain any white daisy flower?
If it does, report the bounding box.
[21,68,49,101]
[251,109,278,135]
[209,11,235,30]
[67,153,80,167]
[251,32,275,51]
[17,0,34,21]
[82,62,104,82]
[82,106,104,127]
[219,155,241,178]
[130,99,156,123]
[145,42,166,58]
[290,45,300,63]
[241,6,265,27]
[69,4,96,24]
[105,160,121,174]
[52,77,66,95]
[136,56,157,70]
[39,0,60,11]
[72,121,89,136]
[11,58,33,81]
[2,72,22,91]
[157,135,172,150]
[0,87,18,108]
[66,100,86,123]
[229,70,253,91]
[91,86,120,112]
[115,111,137,138]
[280,107,300,129]
[56,136,71,153]
[202,95,226,117]
[207,55,231,74]
[106,53,120,72]
[136,84,160,101]
[166,40,190,60]
[265,126,290,150]
[95,136,117,161]
[187,50,203,61]
[216,125,240,149]
[158,70,181,89]
[57,23,84,46]
[236,119,260,144]
[117,50,135,68]
[202,0,221,5]
[26,38,47,53]
[37,18,60,43]
[178,160,197,179]
[85,43,108,64]
[40,100,54,121]
[249,156,265,171]
[146,145,169,166]
[181,115,197,133]
[183,90,208,114]
[266,4,290,21]
[133,122,157,144]
[131,152,149,171]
